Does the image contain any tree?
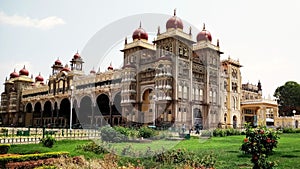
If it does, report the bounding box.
[274,81,300,116]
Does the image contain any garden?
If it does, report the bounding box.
[0,125,300,169]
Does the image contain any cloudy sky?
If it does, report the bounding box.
[0,0,300,98]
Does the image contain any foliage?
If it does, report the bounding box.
[138,126,157,138]
[213,128,242,137]
[76,141,109,154]
[100,126,128,142]
[40,135,56,148]
[281,127,300,133]
[0,152,69,168]
[0,144,10,154]
[241,123,279,168]
[274,81,300,116]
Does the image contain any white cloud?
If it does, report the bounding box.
[0,11,65,30]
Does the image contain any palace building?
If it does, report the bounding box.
[0,10,279,129]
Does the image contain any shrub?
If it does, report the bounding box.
[138,126,157,138]
[76,142,108,154]
[241,123,279,169]
[0,144,10,154]
[40,136,56,148]
[100,126,127,142]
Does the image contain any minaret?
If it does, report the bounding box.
[51,58,63,75]
[70,51,84,71]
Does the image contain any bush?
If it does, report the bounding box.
[76,142,108,154]
[0,144,10,154]
[40,135,56,148]
[213,128,241,137]
[138,126,157,138]
[241,123,279,169]
[100,126,127,142]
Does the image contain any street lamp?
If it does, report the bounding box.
[293,110,296,128]
[70,86,74,130]
[152,95,157,126]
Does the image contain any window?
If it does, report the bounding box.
[199,89,203,101]
[183,86,188,99]
[178,85,182,99]
[209,90,212,102]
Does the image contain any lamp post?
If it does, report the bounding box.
[293,110,296,128]
[70,86,74,130]
[152,95,157,126]
[109,87,113,126]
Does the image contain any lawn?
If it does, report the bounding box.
[7,134,300,168]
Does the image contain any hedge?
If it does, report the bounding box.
[0,151,69,167]
[0,144,10,154]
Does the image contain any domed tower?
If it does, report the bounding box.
[35,73,44,82]
[19,65,29,76]
[132,22,148,41]
[10,69,19,79]
[196,24,212,42]
[70,51,84,72]
[166,9,183,31]
[51,58,63,75]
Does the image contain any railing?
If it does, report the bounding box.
[0,127,100,144]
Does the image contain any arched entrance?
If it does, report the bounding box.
[59,98,70,128]
[142,89,153,124]
[43,101,52,126]
[72,100,80,128]
[233,115,237,129]
[96,94,110,126]
[194,108,203,129]
[296,120,299,128]
[33,102,42,127]
[112,92,122,125]
[25,103,33,126]
[79,96,93,128]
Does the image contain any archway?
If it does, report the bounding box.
[43,101,52,126]
[59,98,70,128]
[142,89,153,124]
[296,120,299,128]
[96,94,110,125]
[72,100,80,128]
[194,108,203,129]
[33,102,42,127]
[79,96,93,128]
[233,115,237,129]
[112,92,122,125]
[25,103,33,126]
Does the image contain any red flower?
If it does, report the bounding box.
[260,130,264,134]
[244,138,249,143]
[266,138,271,143]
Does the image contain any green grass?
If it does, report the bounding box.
[7,134,300,169]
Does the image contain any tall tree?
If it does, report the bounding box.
[274,81,300,116]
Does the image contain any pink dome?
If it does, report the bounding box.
[19,65,29,76]
[196,24,212,42]
[10,69,19,78]
[35,73,44,82]
[132,22,148,40]
[55,58,62,65]
[73,52,80,59]
[166,9,183,30]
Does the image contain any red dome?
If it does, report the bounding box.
[166,9,183,30]
[10,69,19,78]
[107,63,113,70]
[74,52,80,59]
[132,23,148,41]
[55,58,62,65]
[196,24,212,42]
[35,73,44,82]
[90,69,96,74]
[19,65,29,76]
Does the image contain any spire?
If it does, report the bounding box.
[258,80,262,91]
[189,26,192,35]
[125,37,127,45]
[97,67,101,73]
[217,39,220,47]
[139,21,141,28]
[203,23,206,30]
[157,26,160,35]
[174,8,176,16]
